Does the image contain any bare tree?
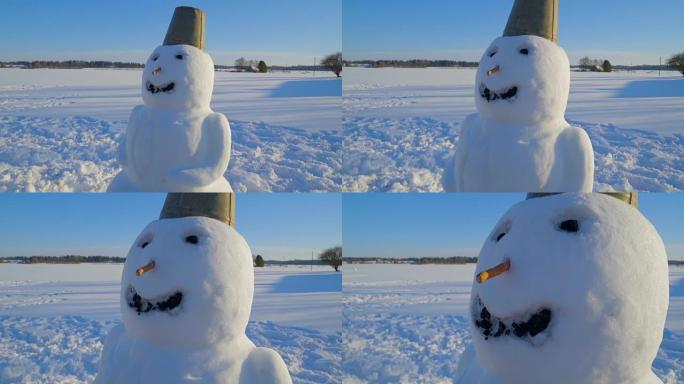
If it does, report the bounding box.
[579,56,593,69]
[667,53,684,77]
[321,52,342,77]
[319,246,342,272]
[235,57,247,70]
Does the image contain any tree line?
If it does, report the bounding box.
[0,61,143,69]
[345,256,478,264]
[233,52,341,77]
[344,59,479,68]
[2,255,126,264]
[252,246,342,272]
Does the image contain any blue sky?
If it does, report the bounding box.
[343,0,684,65]
[0,193,341,261]
[0,0,341,65]
[1,193,681,261]
[343,193,684,260]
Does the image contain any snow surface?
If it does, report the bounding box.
[0,263,341,384]
[343,67,684,192]
[343,263,684,384]
[0,68,341,192]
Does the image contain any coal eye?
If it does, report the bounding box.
[175,54,183,60]
[495,232,506,242]
[152,55,159,61]
[140,241,150,249]
[489,50,497,58]
[185,235,198,244]
[559,220,579,233]
[519,48,529,55]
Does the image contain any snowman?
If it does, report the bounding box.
[455,193,668,384]
[443,0,594,192]
[107,6,232,192]
[95,193,292,384]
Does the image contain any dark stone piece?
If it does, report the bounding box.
[559,220,579,233]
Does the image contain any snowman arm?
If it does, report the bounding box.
[556,126,595,192]
[241,347,293,384]
[93,323,125,383]
[119,105,145,169]
[167,112,231,186]
[116,132,127,167]
[447,113,479,192]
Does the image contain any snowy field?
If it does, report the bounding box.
[0,68,341,192]
[342,67,684,192]
[342,263,684,384]
[0,263,341,384]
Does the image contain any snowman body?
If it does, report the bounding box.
[455,194,668,384]
[444,35,594,192]
[108,44,231,192]
[95,216,291,384]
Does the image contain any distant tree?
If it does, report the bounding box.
[667,53,684,77]
[321,52,342,77]
[602,60,613,73]
[255,255,265,267]
[258,60,268,73]
[319,246,342,272]
[579,56,593,69]
[235,57,247,70]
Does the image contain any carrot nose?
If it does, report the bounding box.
[136,260,156,276]
[476,259,511,284]
[487,65,500,76]
[152,67,162,76]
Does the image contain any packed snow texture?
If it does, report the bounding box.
[445,35,594,192]
[0,68,341,192]
[108,45,233,192]
[343,263,683,384]
[0,263,340,384]
[459,194,669,383]
[343,67,684,192]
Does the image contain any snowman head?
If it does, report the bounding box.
[470,194,668,383]
[141,44,214,111]
[475,35,569,126]
[120,194,251,348]
[141,6,214,111]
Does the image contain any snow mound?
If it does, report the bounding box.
[654,329,684,383]
[0,315,114,383]
[230,121,342,192]
[342,116,456,192]
[0,116,342,192]
[342,116,684,192]
[250,322,341,384]
[343,313,471,384]
[0,115,122,192]
[582,120,684,191]
[0,316,339,384]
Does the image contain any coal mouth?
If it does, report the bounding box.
[126,285,183,315]
[473,296,552,342]
[479,83,518,102]
[146,81,175,94]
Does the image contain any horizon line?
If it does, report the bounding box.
[343,58,672,68]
